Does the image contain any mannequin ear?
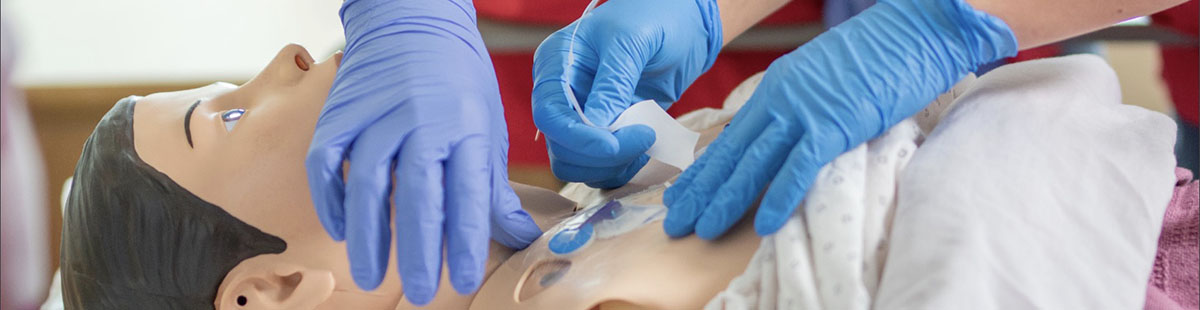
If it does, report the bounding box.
[215,260,335,309]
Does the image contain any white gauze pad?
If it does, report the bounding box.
[608,100,700,170]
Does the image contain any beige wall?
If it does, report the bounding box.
[1105,42,1175,114]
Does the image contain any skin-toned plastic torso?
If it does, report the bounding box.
[130,44,757,310]
[471,186,759,310]
[469,123,758,310]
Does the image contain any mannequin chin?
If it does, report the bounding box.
[63,44,758,310]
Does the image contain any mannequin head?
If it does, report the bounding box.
[60,97,288,309]
[61,44,758,310]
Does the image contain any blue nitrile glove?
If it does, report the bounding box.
[663,0,1017,239]
[305,0,542,305]
[531,0,722,189]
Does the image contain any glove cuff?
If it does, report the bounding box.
[937,0,1019,68]
[762,0,1018,149]
[696,0,724,72]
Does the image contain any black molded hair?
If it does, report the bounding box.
[60,97,286,309]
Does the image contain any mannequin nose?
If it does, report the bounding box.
[263,44,315,85]
[295,54,311,71]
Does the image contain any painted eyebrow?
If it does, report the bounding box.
[184,99,201,148]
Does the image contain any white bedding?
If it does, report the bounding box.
[706,119,921,310]
[704,54,1176,310]
[875,54,1176,309]
[702,69,970,310]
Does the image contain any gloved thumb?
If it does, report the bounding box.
[490,181,543,249]
[611,124,656,158]
[581,124,656,189]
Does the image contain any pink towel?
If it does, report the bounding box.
[1145,168,1200,310]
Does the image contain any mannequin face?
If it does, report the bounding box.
[129,44,758,309]
[132,44,413,308]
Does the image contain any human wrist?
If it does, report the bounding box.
[924,0,1018,68]
[760,0,1017,146]
[716,0,791,46]
[815,0,1016,85]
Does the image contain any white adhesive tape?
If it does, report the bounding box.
[608,100,701,170]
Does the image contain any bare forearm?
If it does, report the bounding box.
[717,0,792,45]
[969,0,1187,49]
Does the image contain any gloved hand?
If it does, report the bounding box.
[305,0,542,305]
[531,0,722,188]
[663,0,1017,239]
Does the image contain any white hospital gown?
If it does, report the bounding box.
[704,73,974,310]
[705,119,920,310]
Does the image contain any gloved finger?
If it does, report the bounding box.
[341,121,405,290]
[546,124,655,168]
[305,144,348,240]
[306,124,357,240]
[695,124,795,240]
[307,83,394,240]
[755,136,827,236]
[532,93,621,156]
[663,110,770,237]
[662,136,736,237]
[393,130,450,306]
[665,102,763,206]
[483,112,541,249]
[548,125,654,182]
[582,43,649,126]
[584,154,650,189]
[443,135,491,294]
[531,40,617,156]
[664,134,716,206]
[534,25,600,107]
[489,176,542,249]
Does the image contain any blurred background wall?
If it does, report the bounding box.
[6,0,345,85]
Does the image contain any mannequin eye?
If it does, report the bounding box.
[236,295,247,306]
[221,109,245,132]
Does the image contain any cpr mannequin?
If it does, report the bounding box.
[60,44,759,310]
